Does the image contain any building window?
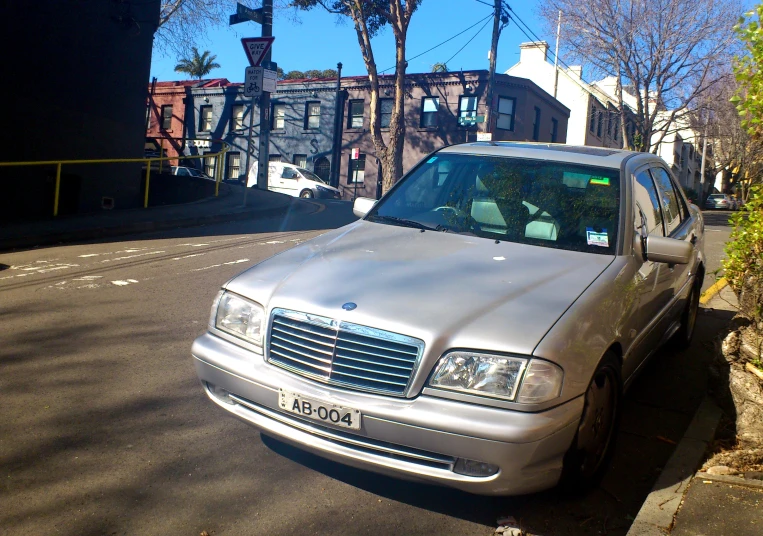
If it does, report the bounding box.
[269,154,282,162]
[596,110,604,138]
[551,118,559,143]
[459,96,478,124]
[348,153,366,184]
[420,97,439,128]
[227,152,240,180]
[305,102,320,129]
[612,115,620,141]
[589,105,596,133]
[199,106,213,132]
[293,154,307,168]
[532,107,541,141]
[496,97,515,131]
[380,98,393,128]
[161,105,173,130]
[231,105,245,130]
[348,100,364,129]
[203,151,215,177]
[314,156,330,182]
[272,104,285,130]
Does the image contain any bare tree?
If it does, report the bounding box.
[155,1,291,57]
[540,0,742,152]
[696,76,763,201]
[291,0,421,193]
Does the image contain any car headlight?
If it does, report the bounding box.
[428,351,563,403]
[212,291,265,346]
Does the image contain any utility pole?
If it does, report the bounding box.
[330,62,343,188]
[484,0,502,136]
[553,10,561,98]
[699,111,710,201]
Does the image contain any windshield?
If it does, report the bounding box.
[366,153,621,255]
[298,168,327,184]
[709,194,725,199]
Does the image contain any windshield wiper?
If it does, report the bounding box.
[368,215,436,231]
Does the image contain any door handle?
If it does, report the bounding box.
[690,234,698,246]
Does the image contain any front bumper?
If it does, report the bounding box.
[192,332,583,496]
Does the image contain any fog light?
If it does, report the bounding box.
[206,382,236,405]
[453,458,499,477]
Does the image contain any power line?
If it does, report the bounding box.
[443,16,493,67]
[379,13,493,74]
[473,0,494,6]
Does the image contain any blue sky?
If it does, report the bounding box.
[149,0,545,82]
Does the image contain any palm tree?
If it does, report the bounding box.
[431,62,448,73]
[174,48,221,80]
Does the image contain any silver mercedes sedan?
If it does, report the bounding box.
[192,142,705,495]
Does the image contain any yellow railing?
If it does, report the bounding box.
[0,139,230,217]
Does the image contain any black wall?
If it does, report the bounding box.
[0,0,160,221]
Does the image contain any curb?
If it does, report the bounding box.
[625,397,722,536]
[695,472,763,491]
[699,278,728,305]
[0,201,294,252]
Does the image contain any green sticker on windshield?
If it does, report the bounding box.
[589,177,610,186]
[427,157,438,164]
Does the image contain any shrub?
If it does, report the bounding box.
[723,184,763,327]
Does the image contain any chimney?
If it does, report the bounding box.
[566,65,583,79]
[519,41,549,64]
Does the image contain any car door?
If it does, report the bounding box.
[279,166,300,196]
[623,167,673,379]
[649,165,699,321]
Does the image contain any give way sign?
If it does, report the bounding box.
[241,37,275,67]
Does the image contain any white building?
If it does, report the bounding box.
[506,42,627,148]
[507,42,710,196]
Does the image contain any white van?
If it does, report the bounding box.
[246,161,341,199]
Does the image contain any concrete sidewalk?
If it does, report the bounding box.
[628,286,763,535]
[0,185,297,251]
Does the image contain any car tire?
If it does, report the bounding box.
[670,272,702,351]
[559,351,622,493]
[299,190,314,199]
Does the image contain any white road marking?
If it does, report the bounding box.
[101,251,165,262]
[265,240,285,244]
[73,276,103,281]
[191,259,250,272]
[78,254,100,258]
[111,279,139,286]
[173,253,205,260]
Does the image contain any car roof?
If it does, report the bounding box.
[439,141,646,170]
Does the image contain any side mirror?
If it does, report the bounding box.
[353,197,377,218]
[645,236,692,265]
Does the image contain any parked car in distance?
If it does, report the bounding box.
[193,142,705,496]
[171,165,214,181]
[704,193,735,210]
[246,161,341,199]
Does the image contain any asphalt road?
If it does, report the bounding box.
[0,206,735,536]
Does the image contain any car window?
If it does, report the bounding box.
[297,168,327,184]
[649,167,682,235]
[282,168,298,179]
[367,154,621,254]
[177,167,190,176]
[634,170,664,237]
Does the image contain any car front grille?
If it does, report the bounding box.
[267,309,424,396]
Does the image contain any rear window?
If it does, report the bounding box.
[368,154,621,255]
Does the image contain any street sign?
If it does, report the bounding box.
[262,69,277,93]
[244,66,263,97]
[351,148,360,159]
[241,37,275,67]
[229,2,263,25]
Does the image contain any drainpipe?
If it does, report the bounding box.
[330,62,344,188]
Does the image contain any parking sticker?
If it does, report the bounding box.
[586,227,609,247]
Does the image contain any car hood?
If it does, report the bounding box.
[226,221,615,358]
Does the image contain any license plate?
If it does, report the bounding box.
[278,389,361,430]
